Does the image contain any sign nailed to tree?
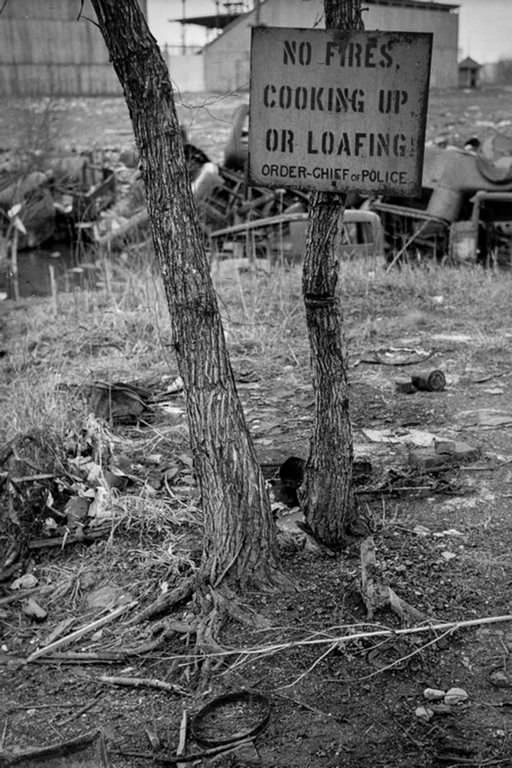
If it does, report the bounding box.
[249,27,432,196]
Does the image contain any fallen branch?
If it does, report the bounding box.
[1,472,56,483]
[0,731,108,767]
[158,614,512,664]
[176,709,188,768]
[159,737,255,765]
[0,585,53,607]
[54,691,102,727]
[99,674,187,696]
[32,651,127,664]
[113,740,255,765]
[26,600,137,662]
[28,524,113,550]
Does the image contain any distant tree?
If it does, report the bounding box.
[300,0,367,548]
[495,58,512,84]
[89,0,282,592]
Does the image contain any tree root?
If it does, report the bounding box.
[128,577,272,686]
[129,576,196,625]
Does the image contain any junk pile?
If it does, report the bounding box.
[0,149,116,253]
[376,131,512,267]
[5,104,511,267]
[94,106,383,261]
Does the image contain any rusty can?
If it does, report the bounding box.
[411,369,446,392]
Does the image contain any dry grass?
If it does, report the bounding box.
[3,250,512,448]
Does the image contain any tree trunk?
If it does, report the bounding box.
[299,0,364,549]
[90,0,280,590]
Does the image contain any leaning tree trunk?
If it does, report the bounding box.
[299,0,365,549]
[90,0,280,590]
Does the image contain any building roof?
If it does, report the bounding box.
[169,13,243,31]
[368,0,458,10]
[458,56,481,69]
[200,0,459,53]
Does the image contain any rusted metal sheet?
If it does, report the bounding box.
[249,27,432,197]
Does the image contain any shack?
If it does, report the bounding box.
[458,56,481,88]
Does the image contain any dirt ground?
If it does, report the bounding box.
[2,86,512,767]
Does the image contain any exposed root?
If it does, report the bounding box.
[360,536,426,624]
[129,575,195,624]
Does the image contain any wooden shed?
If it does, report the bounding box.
[0,0,147,97]
[458,56,481,88]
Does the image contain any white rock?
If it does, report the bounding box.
[11,573,38,590]
[415,706,434,721]
[423,688,445,701]
[444,687,469,705]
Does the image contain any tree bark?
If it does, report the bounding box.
[299,0,364,549]
[90,0,280,590]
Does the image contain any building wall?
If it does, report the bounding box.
[203,0,459,91]
[0,0,147,96]
[167,54,205,93]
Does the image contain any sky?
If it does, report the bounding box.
[155,0,512,64]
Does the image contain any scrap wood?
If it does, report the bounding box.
[360,536,425,624]
[28,523,113,550]
[0,472,55,483]
[0,585,54,607]
[99,674,188,696]
[0,730,110,767]
[32,651,128,664]
[26,600,137,662]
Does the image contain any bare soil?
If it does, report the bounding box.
[2,86,512,767]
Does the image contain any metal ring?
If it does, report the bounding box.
[190,690,271,747]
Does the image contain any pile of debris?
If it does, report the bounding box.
[4,105,512,270]
[0,148,117,255]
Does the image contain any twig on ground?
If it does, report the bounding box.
[54,691,102,727]
[32,651,127,664]
[176,709,188,768]
[353,626,456,682]
[278,641,339,690]
[158,614,512,665]
[99,674,188,696]
[0,585,54,607]
[159,738,254,765]
[0,719,8,751]
[273,691,347,725]
[1,472,56,483]
[28,524,113,550]
[26,601,137,662]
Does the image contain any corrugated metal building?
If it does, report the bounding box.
[203,0,459,92]
[0,0,147,97]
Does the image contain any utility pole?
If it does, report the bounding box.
[181,0,186,54]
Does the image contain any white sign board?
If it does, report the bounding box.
[249,27,432,196]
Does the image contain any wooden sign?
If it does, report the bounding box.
[249,27,432,196]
